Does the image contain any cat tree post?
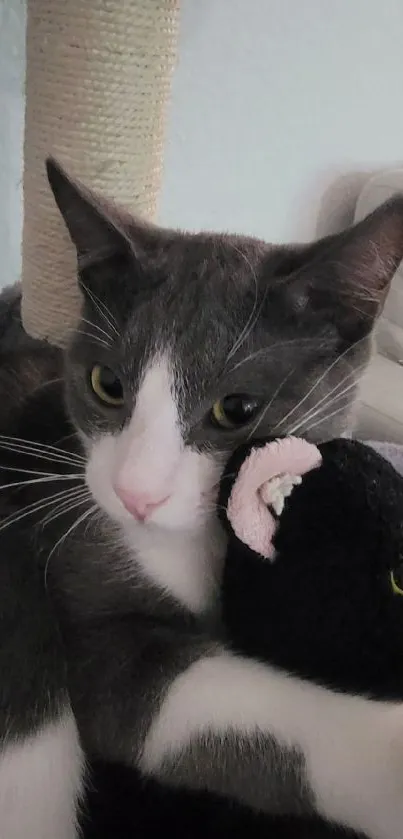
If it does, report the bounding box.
[21,0,180,347]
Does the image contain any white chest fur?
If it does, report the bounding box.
[126,520,226,613]
[0,711,84,839]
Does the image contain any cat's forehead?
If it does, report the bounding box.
[150,230,269,305]
[120,284,242,385]
[116,233,274,364]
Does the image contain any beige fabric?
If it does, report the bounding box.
[21,0,181,347]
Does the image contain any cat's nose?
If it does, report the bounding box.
[114,486,169,521]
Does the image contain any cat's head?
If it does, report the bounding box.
[47,159,403,537]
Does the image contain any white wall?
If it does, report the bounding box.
[0,0,26,287]
[159,0,403,243]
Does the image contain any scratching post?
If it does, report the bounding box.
[21,0,181,347]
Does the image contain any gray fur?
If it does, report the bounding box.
[156,733,313,815]
[0,283,61,430]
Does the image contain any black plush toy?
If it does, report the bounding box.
[219,435,403,702]
[86,435,403,839]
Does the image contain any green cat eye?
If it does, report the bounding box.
[90,364,124,406]
[211,395,261,430]
[390,569,403,596]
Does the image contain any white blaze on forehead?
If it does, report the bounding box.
[114,355,183,497]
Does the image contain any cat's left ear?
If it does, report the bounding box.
[287,196,403,339]
[46,157,136,269]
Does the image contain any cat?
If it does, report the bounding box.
[1,158,403,839]
[0,295,359,839]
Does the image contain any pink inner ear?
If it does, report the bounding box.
[226,437,322,560]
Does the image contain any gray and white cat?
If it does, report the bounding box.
[1,159,403,839]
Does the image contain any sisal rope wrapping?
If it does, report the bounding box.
[21,0,180,347]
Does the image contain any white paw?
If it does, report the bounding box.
[260,472,302,516]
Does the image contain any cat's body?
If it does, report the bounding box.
[1,160,403,838]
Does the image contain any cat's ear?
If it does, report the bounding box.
[287,196,403,339]
[46,157,133,268]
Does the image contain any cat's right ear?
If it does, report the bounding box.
[46,157,132,269]
[282,195,403,342]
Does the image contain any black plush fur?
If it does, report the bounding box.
[220,438,403,702]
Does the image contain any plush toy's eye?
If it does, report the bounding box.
[90,364,124,406]
[211,395,261,429]
[390,568,403,596]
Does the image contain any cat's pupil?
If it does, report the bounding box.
[222,395,260,425]
[98,367,123,400]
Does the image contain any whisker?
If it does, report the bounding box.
[272,337,367,434]
[0,446,84,470]
[208,471,238,493]
[247,366,296,441]
[54,432,79,446]
[0,486,87,534]
[31,377,64,395]
[40,489,91,527]
[81,317,113,344]
[286,379,359,437]
[288,364,365,430]
[81,282,119,337]
[225,247,261,364]
[44,503,97,588]
[300,404,351,437]
[0,447,84,471]
[226,338,320,376]
[0,465,63,478]
[0,436,85,465]
[0,474,84,491]
[286,366,365,437]
[74,330,111,348]
[0,435,86,461]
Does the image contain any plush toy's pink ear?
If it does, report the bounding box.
[227,437,322,559]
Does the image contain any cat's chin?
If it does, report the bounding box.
[121,507,227,612]
[131,510,213,535]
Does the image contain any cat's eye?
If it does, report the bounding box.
[90,364,124,406]
[390,569,403,596]
[211,395,261,429]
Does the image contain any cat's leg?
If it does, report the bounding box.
[0,524,85,839]
[140,650,403,839]
[68,618,403,839]
[0,711,84,839]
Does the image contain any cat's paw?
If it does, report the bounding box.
[259,473,302,516]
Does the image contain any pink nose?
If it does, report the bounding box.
[114,487,169,521]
